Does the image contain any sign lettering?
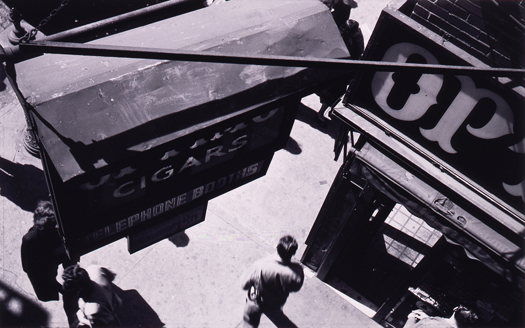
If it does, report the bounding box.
[82,161,262,245]
[363,40,524,210]
[75,108,280,208]
[372,42,515,154]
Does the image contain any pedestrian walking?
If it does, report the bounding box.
[239,235,304,328]
[62,264,123,327]
[21,200,74,301]
[316,0,364,127]
[21,200,79,325]
[340,18,364,62]
[403,305,478,328]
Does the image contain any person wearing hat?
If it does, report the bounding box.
[316,0,364,127]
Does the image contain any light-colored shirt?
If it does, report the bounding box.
[77,265,122,327]
[241,254,304,308]
[403,310,458,328]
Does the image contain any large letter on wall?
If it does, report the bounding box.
[371,42,443,121]
[421,76,514,154]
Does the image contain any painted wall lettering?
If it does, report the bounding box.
[82,161,263,244]
[372,42,443,122]
[503,138,525,202]
[372,42,514,154]
[368,42,522,207]
[420,75,513,154]
[76,108,279,204]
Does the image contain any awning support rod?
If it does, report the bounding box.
[18,41,525,78]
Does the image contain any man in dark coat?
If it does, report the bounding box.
[21,200,80,326]
[21,200,71,301]
[316,0,364,126]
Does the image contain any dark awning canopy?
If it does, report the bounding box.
[355,143,524,288]
[335,106,525,289]
[11,0,351,255]
[14,0,350,183]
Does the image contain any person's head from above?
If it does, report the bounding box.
[33,200,56,230]
[453,305,478,327]
[344,19,360,33]
[62,264,91,293]
[277,235,298,263]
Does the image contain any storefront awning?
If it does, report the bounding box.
[335,106,525,288]
[15,0,350,183]
[11,0,351,255]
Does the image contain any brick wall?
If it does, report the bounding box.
[409,0,525,69]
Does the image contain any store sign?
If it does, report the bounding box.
[352,11,524,214]
[79,159,266,248]
[72,107,283,211]
[45,104,289,255]
[127,202,206,254]
[18,0,350,256]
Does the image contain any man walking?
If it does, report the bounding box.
[240,235,304,328]
[21,200,71,302]
[62,264,122,327]
[21,200,79,325]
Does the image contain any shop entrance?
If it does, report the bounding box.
[325,203,443,315]
[323,200,524,328]
[302,153,524,327]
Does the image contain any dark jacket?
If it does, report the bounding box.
[21,225,69,301]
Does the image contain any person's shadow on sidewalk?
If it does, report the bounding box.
[168,230,190,247]
[0,156,50,212]
[295,102,343,141]
[114,285,165,328]
[0,63,8,92]
[266,310,298,328]
[0,279,49,327]
[283,101,344,156]
[236,310,298,328]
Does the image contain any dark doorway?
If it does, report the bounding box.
[325,203,443,313]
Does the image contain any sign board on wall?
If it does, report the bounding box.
[16,0,350,256]
[350,8,524,215]
[41,105,281,255]
[127,203,207,254]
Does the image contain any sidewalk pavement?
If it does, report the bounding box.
[0,1,392,327]
[0,71,382,327]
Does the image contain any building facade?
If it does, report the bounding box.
[302,0,525,327]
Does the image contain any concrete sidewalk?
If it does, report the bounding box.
[0,71,381,326]
[0,1,392,326]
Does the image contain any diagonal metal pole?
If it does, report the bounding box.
[19,41,525,78]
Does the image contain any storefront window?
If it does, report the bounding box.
[384,204,442,268]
